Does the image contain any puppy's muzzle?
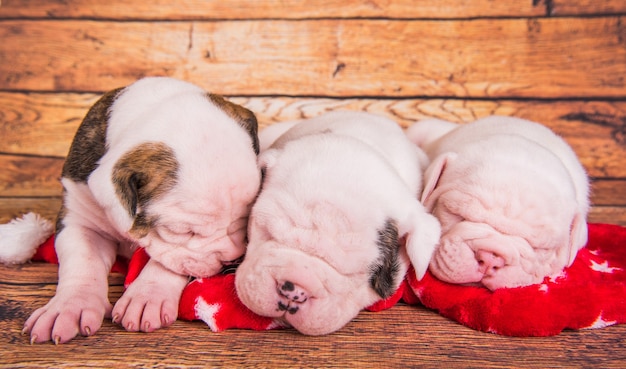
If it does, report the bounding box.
[475,249,506,277]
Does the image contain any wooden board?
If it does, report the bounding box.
[2,263,626,368]
[1,18,625,98]
[2,93,626,176]
[0,0,546,19]
[6,200,626,227]
[551,0,626,15]
[2,0,625,19]
[0,198,62,224]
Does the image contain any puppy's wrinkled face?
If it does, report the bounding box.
[236,196,407,335]
[104,90,261,278]
[111,140,259,278]
[424,148,579,290]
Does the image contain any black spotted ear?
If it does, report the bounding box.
[369,219,401,299]
[112,142,179,237]
[207,93,260,154]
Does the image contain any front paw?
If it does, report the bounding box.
[112,280,182,333]
[23,290,111,344]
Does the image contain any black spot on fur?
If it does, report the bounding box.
[281,281,295,292]
[369,218,401,299]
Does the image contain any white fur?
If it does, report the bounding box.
[23,77,260,344]
[0,213,53,264]
[236,111,440,335]
[407,115,589,290]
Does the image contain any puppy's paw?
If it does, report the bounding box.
[112,276,186,333]
[23,289,111,344]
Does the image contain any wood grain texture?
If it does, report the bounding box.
[2,200,624,226]
[1,18,625,98]
[2,93,626,177]
[0,263,125,285]
[2,155,623,205]
[0,0,546,20]
[2,263,626,368]
[0,198,62,224]
[0,155,63,197]
[551,0,626,15]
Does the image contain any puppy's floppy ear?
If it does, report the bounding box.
[258,148,279,172]
[401,205,441,280]
[207,93,260,154]
[257,148,280,189]
[567,212,588,265]
[369,219,401,299]
[112,142,179,237]
[421,152,457,206]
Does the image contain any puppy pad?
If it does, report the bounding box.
[26,223,626,336]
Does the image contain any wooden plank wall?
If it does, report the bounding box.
[1,0,625,226]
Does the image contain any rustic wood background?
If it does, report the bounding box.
[1,1,626,367]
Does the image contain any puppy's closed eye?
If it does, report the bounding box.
[157,226,194,244]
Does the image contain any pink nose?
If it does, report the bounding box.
[476,250,505,276]
[276,280,309,314]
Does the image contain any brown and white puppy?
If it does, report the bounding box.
[23,77,261,344]
[235,111,440,335]
[406,116,590,290]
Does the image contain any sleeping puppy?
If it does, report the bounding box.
[235,111,440,335]
[406,116,590,291]
[23,77,261,344]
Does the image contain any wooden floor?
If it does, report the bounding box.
[2,262,626,368]
[1,1,626,367]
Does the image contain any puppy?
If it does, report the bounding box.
[23,77,261,344]
[406,116,590,290]
[235,111,440,335]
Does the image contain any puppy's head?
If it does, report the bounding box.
[236,201,408,335]
[113,142,257,278]
[87,78,261,278]
[235,137,411,335]
[421,137,587,290]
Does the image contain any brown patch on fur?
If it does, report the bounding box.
[61,87,124,182]
[112,142,179,238]
[369,218,401,299]
[206,93,260,154]
[57,87,123,236]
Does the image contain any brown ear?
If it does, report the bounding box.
[207,93,260,154]
[369,218,401,299]
[62,87,125,182]
[112,142,179,237]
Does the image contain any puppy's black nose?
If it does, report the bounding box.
[276,280,309,314]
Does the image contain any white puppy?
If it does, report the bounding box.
[235,111,440,335]
[406,116,589,290]
[23,77,261,344]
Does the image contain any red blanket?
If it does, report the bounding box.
[31,223,626,336]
